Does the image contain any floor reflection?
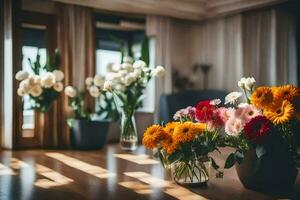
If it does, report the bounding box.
[113,154,159,165]
[45,153,115,179]
[0,163,15,176]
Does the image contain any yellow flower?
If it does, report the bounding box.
[163,122,180,136]
[264,100,294,125]
[273,84,299,102]
[251,87,273,109]
[142,125,166,149]
[173,122,204,143]
[162,136,179,154]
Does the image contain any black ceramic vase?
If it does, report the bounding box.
[71,119,109,150]
[235,132,298,197]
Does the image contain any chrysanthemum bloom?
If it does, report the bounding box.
[173,122,203,143]
[225,117,244,136]
[244,116,272,143]
[235,104,262,124]
[195,100,214,122]
[142,125,167,149]
[215,107,234,125]
[273,84,300,102]
[163,122,180,136]
[251,87,273,109]
[162,136,179,154]
[264,100,294,125]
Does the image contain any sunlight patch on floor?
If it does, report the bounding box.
[118,181,153,194]
[10,158,29,170]
[113,154,159,165]
[123,171,207,200]
[0,163,15,176]
[34,164,74,189]
[45,153,115,179]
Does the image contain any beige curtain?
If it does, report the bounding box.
[56,3,95,147]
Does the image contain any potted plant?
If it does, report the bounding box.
[142,104,224,185]
[16,50,64,112]
[64,86,109,150]
[206,77,299,196]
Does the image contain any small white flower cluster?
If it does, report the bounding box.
[85,74,105,98]
[64,86,77,98]
[238,77,256,91]
[101,57,165,93]
[15,70,64,97]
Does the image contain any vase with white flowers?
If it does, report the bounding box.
[64,86,109,149]
[15,51,64,112]
[100,57,165,151]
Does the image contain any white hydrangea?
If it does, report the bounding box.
[64,86,77,98]
[85,77,93,86]
[152,66,165,77]
[89,85,100,97]
[41,72,56,88]
[52,70,64,82]
[53,82,63,92]
[93,75,105,87]
[15,70,29,81]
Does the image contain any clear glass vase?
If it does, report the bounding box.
[170,157,211,185]
[119,108,138,151]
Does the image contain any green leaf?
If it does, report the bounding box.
[167,151,183,164]
[141,37,150,66]
[256,145,266,158]
[224,153,236,169]
[234,151,244,164]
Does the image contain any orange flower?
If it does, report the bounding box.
[163,122,180,136]
[173,122,205,143]
[142,125,166,149]
[264,100,294,125]
[251,87,273,109]
[162,136,179,154]
[273,84,299,102]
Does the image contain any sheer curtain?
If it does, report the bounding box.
[56,3,95,147]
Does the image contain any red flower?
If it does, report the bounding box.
[195,100,214,123]
[244,116,272,143]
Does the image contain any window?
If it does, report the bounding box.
[95,13,155,112]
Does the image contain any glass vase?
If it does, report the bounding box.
[170,157,211,185]
[119,108,138,151]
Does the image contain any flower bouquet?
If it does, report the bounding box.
[143,105,223,185]
[15,52,64,112]
[212,77,299,195]
[99,57,165,151]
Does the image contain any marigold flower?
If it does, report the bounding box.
[273,84,299,102]
[264,100,294,125]
[251,87,273,109]
[162,136,179,154]
[163,122,180,136]
[142,125,166,149]
[244,116,272,143]
[173,122,204,143]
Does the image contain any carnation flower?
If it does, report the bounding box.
[41,72,56,88]
[152,66,165,77]
[64,86,77,98]
[85,77,93,86]
[15,70,29,81]
[133,60,147,69]
[53,82,63,92]
[93,75,105,87]
[195,100,214,122]
[52,70,64,82]
[225,92,242,105]
[214,107,234,125]
[225,117,244,136]
[244,116,272,143]
[173,106,196,121]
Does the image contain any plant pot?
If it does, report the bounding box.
[70,119,109,150]
[170,157,211,186]
[235,133,298,197]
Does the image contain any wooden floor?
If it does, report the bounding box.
[0,144,299,200]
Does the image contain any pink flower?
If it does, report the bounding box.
[225,117,244,136]
[214,107,235,125]
[173,106,196,121]
[235,104,262,124]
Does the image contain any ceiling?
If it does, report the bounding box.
[52,0,289,20]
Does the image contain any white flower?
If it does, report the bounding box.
[89,86,100,98]
[112,64,121,71]
[17,87,27,96]
[225,91,242,105]
[238,77,247,89]
[27,75,36,86]
[53,82,63,92]
[210,99,221,106]
[19,79,31,93]
[33,75,41,85]
[85,77,93,86]
[103,81,114,92]
[52,70,64,82]
[133,68,142,77]
[106,73,121,83]
[122,63,134,72]
[115,84,125,92]
[152,66,165,77]
[123,56,133,64]
[15,70,29,81]
[30,85,43,97]
[93,75,105,87]
[64,86,77,98]
[133,60,147,69]
[106,63,114,72]
[118,70,128,77]
[244,77,256,91]
[41,72,56,88]
[124,73,137,86]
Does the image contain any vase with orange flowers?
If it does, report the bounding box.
[214,77,300,196]
[143,105,224,185]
